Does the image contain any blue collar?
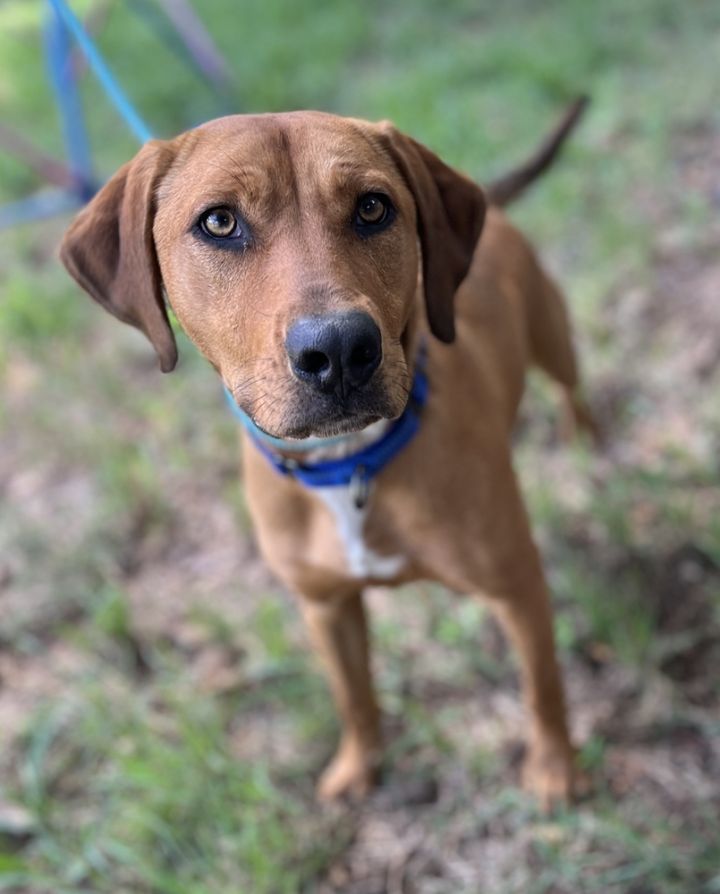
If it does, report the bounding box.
[224,358,428,501]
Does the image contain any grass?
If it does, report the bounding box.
[1,0,719,891]
[8,684,346,894]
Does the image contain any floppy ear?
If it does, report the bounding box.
[60,140,178,372]
[379,126,486,343]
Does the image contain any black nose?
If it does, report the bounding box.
[285,311,382,395]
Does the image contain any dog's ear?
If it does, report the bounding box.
[60,140,178,372]
[379,126,486,343]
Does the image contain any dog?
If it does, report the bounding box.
[61,97,592,809]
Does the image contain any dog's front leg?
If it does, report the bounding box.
[431,452,580,809]
[487,566,577,810]
[299,590,381,801]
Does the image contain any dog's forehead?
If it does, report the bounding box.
[194,111,378,150]
[174,112,390,184]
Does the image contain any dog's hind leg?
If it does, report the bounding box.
[527,271,599,443]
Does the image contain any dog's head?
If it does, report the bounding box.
[61,112,485,438]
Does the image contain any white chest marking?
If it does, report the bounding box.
[315,486,405,580]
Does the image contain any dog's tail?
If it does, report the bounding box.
[485,95,589,207]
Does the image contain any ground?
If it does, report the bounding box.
[0,2,719,892]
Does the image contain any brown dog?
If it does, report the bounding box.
[61,99,591,809]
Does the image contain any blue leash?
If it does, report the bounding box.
[47,0,154,146]
[1,0,154,229]
[44,1,95,198]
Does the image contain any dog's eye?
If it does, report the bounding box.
[200,207,241,239]
[357,195,387,224]
[354,193,394,233]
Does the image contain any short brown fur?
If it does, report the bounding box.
[61,105,592,809]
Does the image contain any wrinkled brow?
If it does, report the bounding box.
[317,157,397,194]
[158,159,271,200]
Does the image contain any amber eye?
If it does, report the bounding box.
[354,193,392,229]
[200,207,239,238]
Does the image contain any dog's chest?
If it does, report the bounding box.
[314,486,405,580]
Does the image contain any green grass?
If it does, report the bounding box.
[7,682,347,894]
[1,0,719,891]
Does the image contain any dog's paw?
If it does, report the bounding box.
[522,740,585,811]
[316,739,379,802]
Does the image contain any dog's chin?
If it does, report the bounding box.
[257,392,407,441]
[299,413,385,439]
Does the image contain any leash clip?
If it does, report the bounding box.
[350,465,370,509]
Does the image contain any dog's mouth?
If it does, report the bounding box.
[229,351,412,442]
[275,412,382,441]
[268,390,402,440]
[239,384,405,442]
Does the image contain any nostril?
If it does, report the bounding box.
[341,315,382,389]
[298,350,330,375]
[349,343,377,369]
